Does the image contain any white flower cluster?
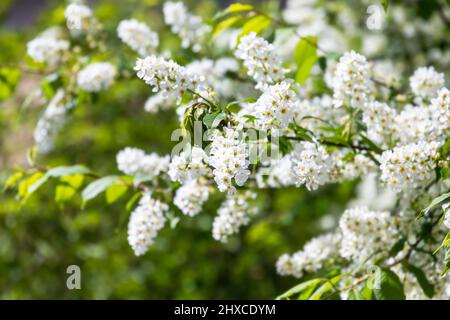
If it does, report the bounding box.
[206,128,250,193]
[77,62,117,92]
[276,233,341,278]
[174,180,209,217]
[163,1,211,52]
[34,90,71,153]
[342,154,377,180]
[430,87,450,130]
[332,51,372,108]
[362,101,397,147]
[127,193,168,256]
[117,19,159,56]
[64,3,93,32]
[395,104,436,144]
[339,206,399,263]
[116,147,170,179]
[168,147,209,183]
[135,55,206,103]
[291,142,334,191]
[143,92,175,113]
[235,32,286,90]
[380,141,441,192]
[251,81,298,130]
[27,36,69,66]
[212,191,257,242]
[256,156,296,188]
[409,66,444,99]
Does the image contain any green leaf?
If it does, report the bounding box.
[347,283,373,300]
[405,264,434,298]
[55,184,76,203]
[359,134,383,154]
[434,232,450,254]
[105,183,128,204]
[3,171,24,191]
[373,268,405,300]
[82,175,119,202]
[19,172,45,199]
[46,165,91,177]
[213,15,241,39]
[380,0,389,11]
[276,278,325,300]
[125,192,142,212]
[389,238,406,257]
[0,66,21,101]
[203,111,226,129]
[419,192,450,218]
[294,36,318,85]
[309,274,344,300]
[238,15,272,41]
[60,174,84,189]
[225,3,253,14]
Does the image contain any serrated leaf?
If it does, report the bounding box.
[238,15,272,41]
[294,36,317,85]
[105,183,128,204]
[406,263,434,298]
[373,268,405,300]
[82,175,119,202]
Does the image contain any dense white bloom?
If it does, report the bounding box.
[174,180,209,216]
[256,155,295,188]
[77,62,117,92]
[117,19,159,56]
[168,146,210,183]
[116,147,170,179]
[332,51,372,108]
[27,36,69,65]
[250,81,298,130]
[395,104,437,144]
[34,89,72,153]
[362,101,397,147]
[206,128,250,193]
[276,233,341,278]
[339,206,399,263]
[291,142,334,191]
[430,87,450,131]
[144,92,176,113]
[235,32,286,90]
[212,191,257,242]
[379,141,441,192]
[64,3,93,31]
[127,193,168,256]
[409,66,444,99]
[163,1,211,52]
[135,55,206,103]
[342,154,377,180]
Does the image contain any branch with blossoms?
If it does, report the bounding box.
[4,0,450,300]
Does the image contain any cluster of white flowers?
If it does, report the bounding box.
[235,32,286,90]
[143,92,176,113]
[174,180,210,217]
[256,156,296,188]
[135,55,206,103]
[276,233,341,278]
[339,206,399,263]
[291,142,334,191]
[168,146,209,183]
[332,51,372,108]
[117,19,159,56]
[163,1,211,52]
[64,2,93,32]
[409,66,444,99]
[362,101,397,147]
[212,191,257,242]
[116,147,170,179]
[127,193,168,256]
[379,141,441,192]
[27,36,69,66]
[206,128,250,193]
[342,154,377,180]
[395,104,437,144]
[250,81,298,130]
[77,62,117,92]
[430,87,450,130]
[34,90,72,153]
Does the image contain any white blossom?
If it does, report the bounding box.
[362,100,397,147]
[127,193,168,256]
[430,87,450,131]
[64,3,93,31]
[174,180,209,216]
[27,36,69,66]
[235,32,286,90]
[77,62,117,92]
[168,146,210,183]
[116,147,169,179]
[117,19,159,56]
[332,51,372,108]
[409,66,444,99]
[163,1,211,52]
